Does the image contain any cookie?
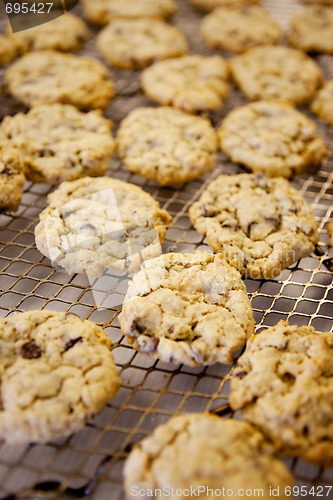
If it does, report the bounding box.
[0,34,19,66]
[5,50,115,110]
[82,0,177,26]
[0,310,120,444]
[311,80,333,125]
[141,55,229,113]
[119,252,255,366]
[35,176,172,277]
[189,0,260,11]
[288,6,333,54]
[201,5,281,54]
[124,414,293,498]
[9,13,90,53]
[189,174,319,279]
[96,18,188,70]
[0,104,115,184]
[230,320,333,467]
[0,148,25,213]
[230,46,323,105]
[116,107,217,185]
[327,222,333,246]
[218,101,327,178]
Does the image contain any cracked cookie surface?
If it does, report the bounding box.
[82,0,176,26]
[0,104,115,184]
[8,13,90,53]
[141,55,229,113]
[96,18,187,70]
[124,414,293,498]
[35,176,172,277]
[189,174,319,279]
[119,252,254,366]
[230,46,323,105]
[201,5,281,53]
[288,6,333,54]
[0,310,120,443]
[0,148,25,213]
[311,80,333,125]
[117,107,217,185]
[229,320,333,467]
[218,101,327,178]
[5,50,114,110]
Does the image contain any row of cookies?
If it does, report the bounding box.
[123,319,333,497]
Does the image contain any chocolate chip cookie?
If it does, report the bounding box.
[5,50,115,110]
[218,101,327,178]
[141,55,229,113]
[230,46,323,105]
[119,252,255,365]
[0,148,25,213]
[116,107,217,185]
[189,173,319,279]
[0,104,115,184]
[0,310,120,443]
[35,176,172,277]
[124,414,293,498]
[201,5,281,53]
[230,320,333,467]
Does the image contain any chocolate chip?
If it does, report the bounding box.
[323,258,333,272]
[139,336,159,354]
[64,337,83,351]
[235,370,247,379]
[264,215,281,228]
[281,372,295,384]
[201,205,217,217]
[1,164,15,176]
[21,342,42,359]
[131,319,146,335]
[314,245,325,257]
[79,223,97,232]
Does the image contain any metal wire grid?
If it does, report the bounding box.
[0,0,332,498]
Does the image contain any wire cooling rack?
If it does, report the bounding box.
[0,0,332,498]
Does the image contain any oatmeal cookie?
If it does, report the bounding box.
[218,101,327,178]
[116,107,217,185]
[201,5,281,53]
[230,321,333,467]
[230,46,323,105]
[0,34,19,66]
[189,174,319,279]
[288,6,333,54]
[0,310,120,444]
[5,50,114,110]
[82,0,177,26]
[0,148,25,213]
[124,414,293,498]
[0,104,115,184]
[311,80,333,125]
[119,252,255,366]
[35,176,172,276]
[9,13,90,53]
[141,55,229,113]
[96,18,187,70]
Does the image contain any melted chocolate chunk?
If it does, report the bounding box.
[20,342,42,359]
[314,245,325,257]
[139,336,159,354]
[1,165,15,176]
[323,258,333,272]
[234,370,247,379]
[131,319,146,335]
[65,337,83,351]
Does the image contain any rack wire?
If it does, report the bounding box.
[0,0,332,498]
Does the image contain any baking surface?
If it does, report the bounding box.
[0,0,332,498]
